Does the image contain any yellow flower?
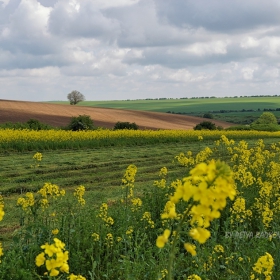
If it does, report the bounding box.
[187,274,202,280]
[189,227,211,244]
[126,226,134,235]
[74,185,86,206]
[184,243,197,256]
[214,245,224,253]
[36,238,69,277]
[52,229,59,235]
[92,233,100,242]
[159,167,168,177]
[68,274,86,280]
[156,229,171,248]
[35,252,46,267]
[251,252,274,279]
[33,152,42,161]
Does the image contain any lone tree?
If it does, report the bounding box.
[67,90,85,105]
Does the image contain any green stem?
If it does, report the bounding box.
[167,203,193,280]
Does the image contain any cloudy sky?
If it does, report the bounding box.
[1,0,280,101]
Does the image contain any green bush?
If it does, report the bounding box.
[194,121,217,130]
[66,115,95,131]
[250,123,280,131]
[253,112,278,125]
[114,121,139,130]
[26,119,53,130]
[0,119,53,130]
[203,113,214,119]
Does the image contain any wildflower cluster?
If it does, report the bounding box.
[35,238,69,276]
[0,195,4,221]
[68,274,86,280]
[92,233,100,242]
[141,211,155,229]
[105,233,114,247]
[130,197,142,212]
[158,160,236,247]
[32,152,42,168]
[250,252,274,280]
[230,196,252,225]
[17,192,35,212]
[74,185,86,206]
[98,203,114,226]
[38,182,66,208]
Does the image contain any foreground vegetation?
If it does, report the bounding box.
[0,132,280,279]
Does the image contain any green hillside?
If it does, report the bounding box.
[50,96,280,113]
[49,96,280,124]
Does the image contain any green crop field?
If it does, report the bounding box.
[50,96,280,113]
[50,96,280,124]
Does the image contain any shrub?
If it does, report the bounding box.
[250,123,280,132]
[114,122,139,130]
[67,115,95,131]
[26,119,53,130]
[253,112,278,125]
[0,119,53,130]
[203,113,214,119]
[194,121,217,130]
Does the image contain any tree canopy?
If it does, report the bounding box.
[67,90,85,105]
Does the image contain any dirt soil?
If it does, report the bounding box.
[0,99,233,130]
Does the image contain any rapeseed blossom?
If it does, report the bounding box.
[17,192,35,212]
[250,252,274,280]
[184,243,197,256]
[156,229,171,248]
[187,274,202,280]
[92,233,100,242]
[0,195,5,221]
[68,274,86,280]
[230,196,252,225]
[36,238,69,277]
[141,211,155,229]
[33,152,42,161]
[158,160,236,248]
[0,243,3,263]
[105,233,113,247]
[52,228,59,235]
[74,185,86,206]
[98,203,114,226]
[32,152,42,168]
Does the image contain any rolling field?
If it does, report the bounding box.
[50,96,280,125]
[51,96,280,114]
[0,99,232,129]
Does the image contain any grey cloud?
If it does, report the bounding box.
[105,0,199,48]
[48,1,120,41]
[123,41,270,69]
[0,50,71,70]
[37,0,57,8]
[155,0,280,33]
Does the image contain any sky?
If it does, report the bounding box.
[1,0,280,102]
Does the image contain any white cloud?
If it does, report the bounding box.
[1,0,280,101]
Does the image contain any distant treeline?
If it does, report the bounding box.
[167,108,280,115]
[128,94,280,101]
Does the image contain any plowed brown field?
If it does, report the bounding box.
[0,99,233,130]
